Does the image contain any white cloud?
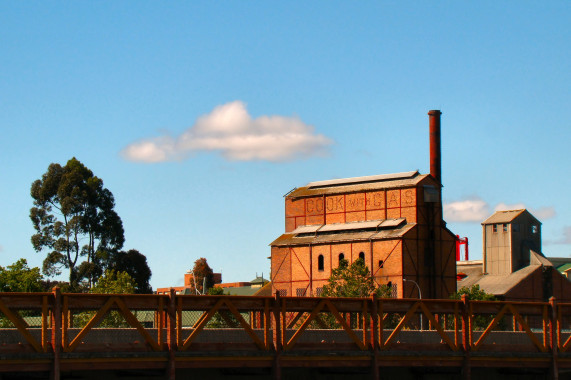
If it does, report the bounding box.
[443,197,490,222]
[445,197,557,224]
[121,101,333,163]
[494,203,556,220]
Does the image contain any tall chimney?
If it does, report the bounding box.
[428,110,442,184]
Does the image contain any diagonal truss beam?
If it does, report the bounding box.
[0,299,42,352]
[181,298,266,351]
[284,299,365,351]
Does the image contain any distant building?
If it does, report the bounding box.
[270,111,457,299]
[482,209,541,275]
[156,270,222,295]
[216,275,271,296]
[544,257,571,279]
[156,272,270,296]
[457,209,571,302]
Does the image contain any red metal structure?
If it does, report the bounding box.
[456,235,469,261]
[1,288,570,380]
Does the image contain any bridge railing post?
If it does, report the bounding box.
[370,294,378,350]
[166,288,176,380]
[549,297,559,380]
[370,294,379,380]
[272,292,282,380]
[461,294,471,380]
[51,287,61,380]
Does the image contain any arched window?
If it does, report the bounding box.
[378,260,384,268]
[318,255,324,271]
[338,253,345,267]
[359,252,365,261]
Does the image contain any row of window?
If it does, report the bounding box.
[491,223,538,234]
[317,252,384,271]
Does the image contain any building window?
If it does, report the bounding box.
[315,287,324,296]
[296,288,307,297]
[378,260,384,268]
[359,252,365,261]
[338,253,345,266]
[503,223,508,232]
[493,224,498,233]
[318,255,324,271]
[278,289,287,297]
[532,225,538,234]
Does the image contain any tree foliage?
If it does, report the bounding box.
[189,258,214,295]
[0,259,44,292]
[73,270,137,328]
[30,157,125,289]
[321,259,391,298]
[450,285,496,301]
[91,269,136,294]
[107,249,152,294]
[450,285,499,330]
[205,286,241,328]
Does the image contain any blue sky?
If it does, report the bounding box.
[1,2,569,289]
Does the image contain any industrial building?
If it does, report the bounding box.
[457,209,571,302]
[270,111,458,299]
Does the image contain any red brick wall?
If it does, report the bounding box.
[284,187,420,232]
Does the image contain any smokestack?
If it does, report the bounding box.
[428,110,442,184]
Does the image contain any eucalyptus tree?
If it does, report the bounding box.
[108,249,153,294]
[30,157,125,289]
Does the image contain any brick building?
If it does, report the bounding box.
[270,111,457,299]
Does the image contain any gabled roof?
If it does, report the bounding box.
[530,250,553,267]
[286,171,438,199]
[474,265,540,296]
[482,209,541,226]
[481,209,526,225]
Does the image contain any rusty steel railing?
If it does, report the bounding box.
[1,288,570,377]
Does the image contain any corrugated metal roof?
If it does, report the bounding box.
[287,173,435,199]
[291,225,322,234]
[270,223,416,247]
[292,218,406,235]
[481,209,526,225]
[557,263,571,273]
[457,251,552,297]
[529,250,553,267]
[318,220,383,232]
[307,171,418,189]
[380,218,407,228]
[475,266,539,296]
